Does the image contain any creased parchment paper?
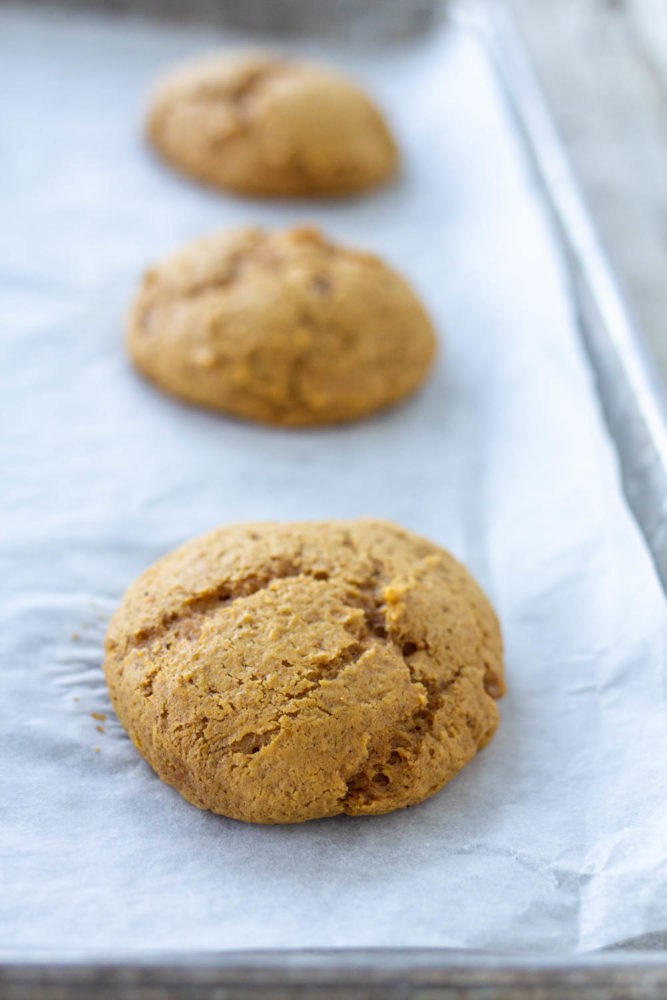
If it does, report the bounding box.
[1,3,666,955]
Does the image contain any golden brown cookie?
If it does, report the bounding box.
[146,51,398,196]
[103,519,504,824]
[127,225,437,426]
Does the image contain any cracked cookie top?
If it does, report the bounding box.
[103,519,504,824]
[146,51,398,196]
[127,225,437,426]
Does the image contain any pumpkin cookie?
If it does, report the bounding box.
[127,225,437,426]
[147,51,398,196]
[103,519,504,824]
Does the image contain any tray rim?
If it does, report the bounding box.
[1,948,667,998]
[475,0,667,593]
[2,0,667,989]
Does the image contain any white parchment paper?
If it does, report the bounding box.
[1,3,666,955]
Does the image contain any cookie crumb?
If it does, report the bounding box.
[96,725,104,734]
[91,712,107,722]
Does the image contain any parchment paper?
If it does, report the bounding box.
[1,3,666,955]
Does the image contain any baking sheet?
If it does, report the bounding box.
[1,3,666,956]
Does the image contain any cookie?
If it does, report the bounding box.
[103,519,504,824]
[127,225,437,426]
[146,51,398,196]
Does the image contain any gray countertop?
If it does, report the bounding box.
[507,0,667,384]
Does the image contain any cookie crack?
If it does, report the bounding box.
[124,566,482,789]
[302,639,364,687]
[225,727,279,755]
[344,578,472,710]
[174,63,287,109]
[120,564,335,657]
[140,242,263,327]
[345,580,388,642]
[218,638,367,761]
[404,657,461,737]
[228,64,290,109]
[336,626,472,810]
[179,63,291,146]
[179,251,248,301]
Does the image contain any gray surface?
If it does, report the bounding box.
[480,0,667,597]
[24,0,441,39]
[507,0,667,384]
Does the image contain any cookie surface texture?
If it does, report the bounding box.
[147,51,398,196]
[104,520,505,824]
[127,226,437,426]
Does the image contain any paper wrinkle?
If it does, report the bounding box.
[1,5,666,955]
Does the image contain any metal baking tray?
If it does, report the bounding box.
[1,0,666,996]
